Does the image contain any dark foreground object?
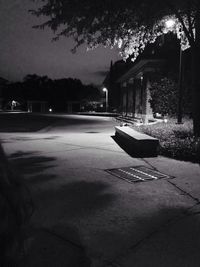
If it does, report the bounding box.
[115,126,159,157]
[0,143,33,266]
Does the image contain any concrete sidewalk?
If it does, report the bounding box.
[1,127,200,267]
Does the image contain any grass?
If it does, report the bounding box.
[133,118,200,163]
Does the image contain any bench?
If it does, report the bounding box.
[115,126,159,157]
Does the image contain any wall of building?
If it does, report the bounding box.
[120,74,154,123]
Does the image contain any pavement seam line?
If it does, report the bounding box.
[111,203,198,266]
[108,168,200,266]
[37,227,85,250]
[167,179,200,203]
[140,158,200,203]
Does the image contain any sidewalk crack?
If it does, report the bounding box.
[167,179,200,203]
[112,202,199,266]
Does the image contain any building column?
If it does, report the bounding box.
[27,101,32,112]
[141,73,153,124]
[121,83,127,116]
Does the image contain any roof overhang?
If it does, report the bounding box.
[117,59,165,84]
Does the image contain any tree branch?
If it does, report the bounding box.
[166,0,195,46]
[186,0,195,43]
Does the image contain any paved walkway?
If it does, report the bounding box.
[1,120,200,267]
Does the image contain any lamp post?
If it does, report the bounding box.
[165,19,183,124]
[176,46,183,124]
[103,87,108,112]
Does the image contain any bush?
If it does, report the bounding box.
[149,74,192,117]
[133,119,200,163]
[149,76,178,116]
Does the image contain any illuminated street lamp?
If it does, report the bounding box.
[165,19,175,29]
[165,18,183,124]
[102,87,108,112]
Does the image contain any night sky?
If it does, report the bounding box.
[0,0,121,85]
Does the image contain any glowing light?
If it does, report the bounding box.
[165,19,175,29]
[102,87,108,112]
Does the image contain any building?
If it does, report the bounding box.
[103,33,182,122]
[103,60,128,112]
[27,100,48,113]
[117,59,165,123]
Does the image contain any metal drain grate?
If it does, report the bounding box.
[106,166,172,183]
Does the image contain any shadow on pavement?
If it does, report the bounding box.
[33,181,116,220]
[86,206,199,265]
[116,210,200,267]
[0,112,111,132]
[7,151,95,266]
[0,113,60,132]
[21,225,91,267]
[8,151,115,219]
[29,181,116,266]
[22,180,115,266]
[9,136,60,142]
[9,151,57,176]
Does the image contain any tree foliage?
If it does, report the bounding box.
[30,0,198,59]
[2,74,101,111]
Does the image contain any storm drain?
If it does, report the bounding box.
[106,166,173,183]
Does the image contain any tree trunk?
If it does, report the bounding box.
[191,10,200,136]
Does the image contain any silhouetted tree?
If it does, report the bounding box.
[23,74,52,101]
[3,74,103,111]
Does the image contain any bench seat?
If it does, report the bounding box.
[115,126,159,157]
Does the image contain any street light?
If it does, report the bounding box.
[165,19,183,124]
[165,19,175,29]
[102,87,108,112]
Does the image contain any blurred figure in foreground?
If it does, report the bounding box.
[0,143,33,266]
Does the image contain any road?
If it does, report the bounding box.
[1,114,200,267]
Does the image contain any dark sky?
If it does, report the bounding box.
[0,0,121,85]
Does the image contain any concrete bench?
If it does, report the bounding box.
[115,126,159,157]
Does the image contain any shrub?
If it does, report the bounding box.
[149,74,192,117]
[133,119,200,163]
[149,76,178,116]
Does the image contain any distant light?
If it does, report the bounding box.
[102,87,107,92]
[49,108,52,112]
[163,118,168,123]
[165,19,175,28]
